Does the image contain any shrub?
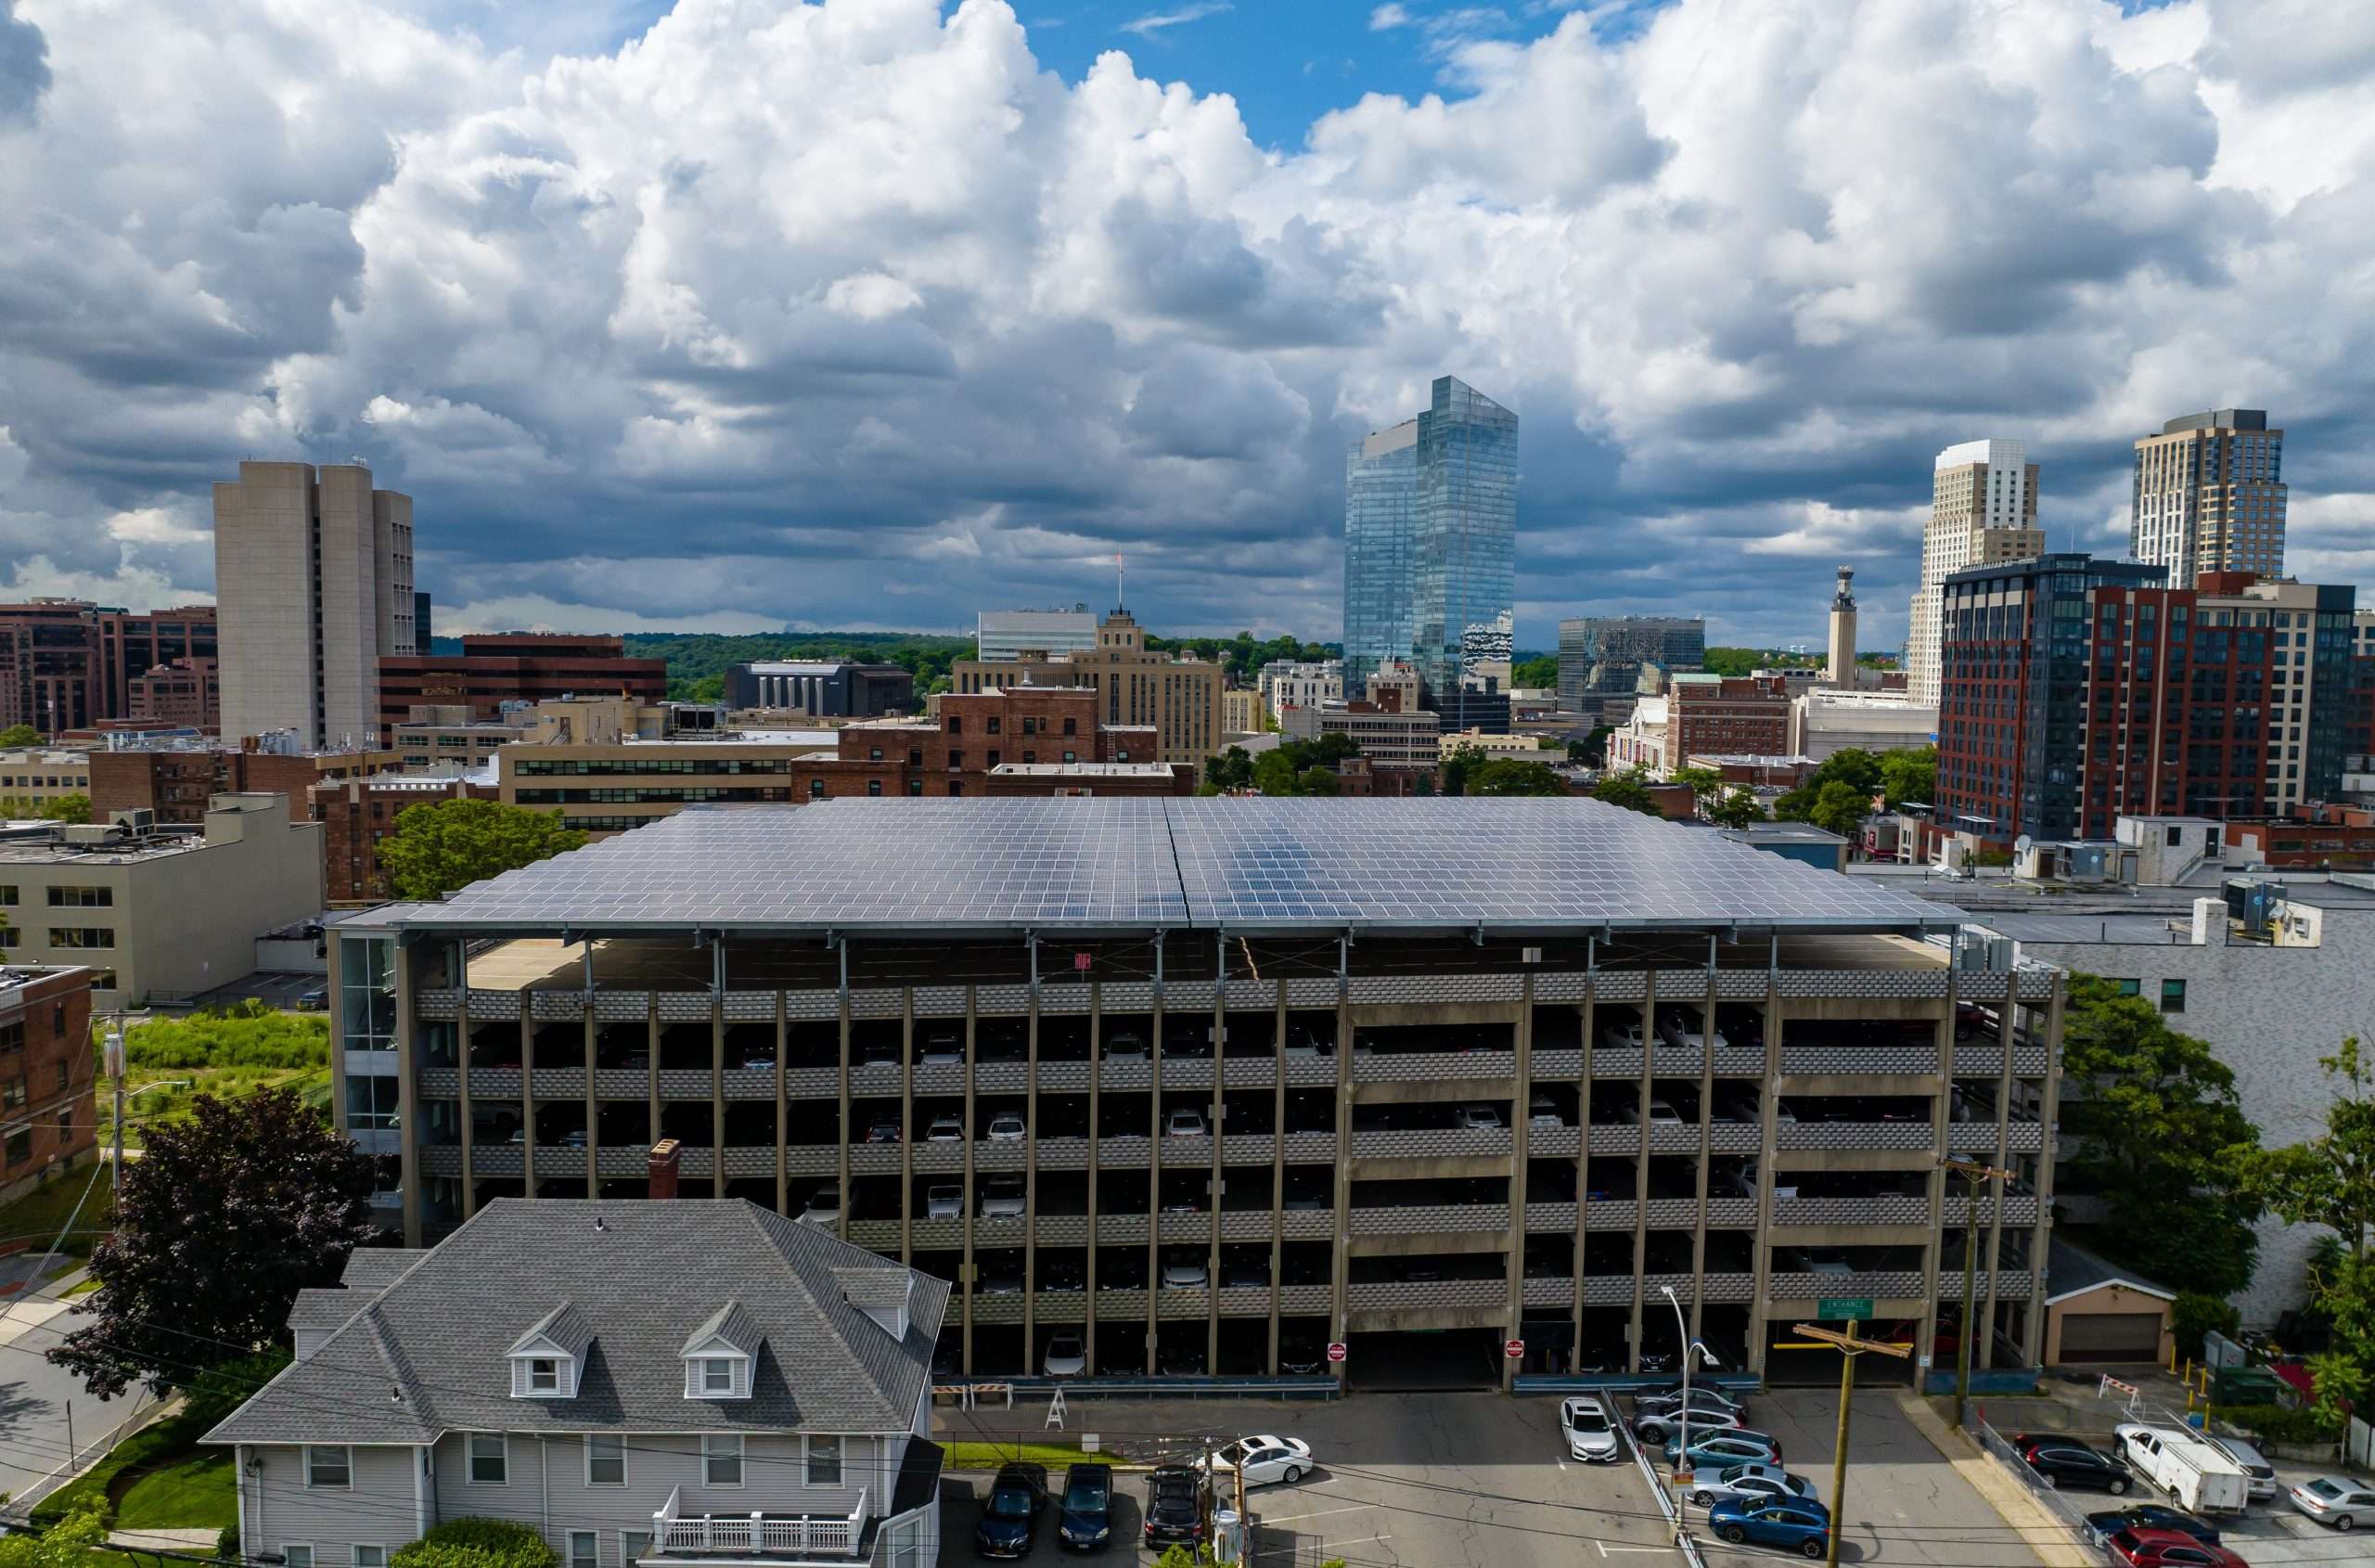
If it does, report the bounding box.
[392,1519,560,1568]
[183,1349,293,1432]
[2217,1402,2343,1444]
[217,1523,241,1561]
[118,1003,328,1071]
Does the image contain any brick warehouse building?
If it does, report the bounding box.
[1936,555,2359,843]
[0,965,97,1206]
[1666,674,1794,761]
[327,798,2063,1390]
[501,687,1188,837]
[376,634,668,742]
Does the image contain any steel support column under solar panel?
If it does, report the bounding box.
[1502,970,1533,1393]
[1268,978,1288,1374]
[1747,975,1781,1378]
[960,985,978,1379]
[1206,958,1225,1377]
[1083,980,1104,1378]
[1329,977,1353,1391]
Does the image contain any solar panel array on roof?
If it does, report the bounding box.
[368,798,1954,935]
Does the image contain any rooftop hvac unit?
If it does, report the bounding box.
[2225,878,2285,934]
[1952,926,2014,972]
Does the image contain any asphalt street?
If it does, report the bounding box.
[0,1285,156,1510]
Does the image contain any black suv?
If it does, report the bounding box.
[2009,1434,2131,1496]
[1057,1462,1113,1552]
[975,1462,1049,1558]
[1143,1465,1208,1549]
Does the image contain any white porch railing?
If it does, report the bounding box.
[651,1485,868,1558]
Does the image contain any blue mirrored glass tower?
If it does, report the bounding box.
[1342,376,1517,725]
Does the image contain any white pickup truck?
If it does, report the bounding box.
[2112,1423,2252,1516]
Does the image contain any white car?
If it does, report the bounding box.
[1103,1031,1149,1061]
[919,1034,963,1065]
[926,1115,964,1141]
[1454,1104,1503,1131]
[986,1112,1026,1142]
[979,1176,1025,1218]
[1165,1108,1208,1137]
[798,1185,840,1223]
[2291,1474,2375,1530]
[925,1185,962,1219]
[1633,1098,1684,1125]
[1560,1396,1621,1463]
[1599,1015,1647,1049]
[1161,1255,1209,1289]
[1207,1435,1314,1486]
[1632,1403,1744,1443]
[1043,1334,1086,1378]
[1529,1095,1566,1128]
[1686,1462,1816,1509]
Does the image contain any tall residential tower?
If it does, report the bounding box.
[1904,439,2041,707]
[1342,376,1517,729]
[2131,409,2286,586]
[213,460,417,749]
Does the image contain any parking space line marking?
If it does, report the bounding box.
[1258,1504,1371,1525]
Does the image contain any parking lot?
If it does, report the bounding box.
[940,1388,2044,1567]
[1983,1412,2375,1566]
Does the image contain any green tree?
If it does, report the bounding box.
[378,798,589,901]
[47,1088,377,1399]
[1706,788,1765,829]
[0,1495,109,1568]
[1880,745,1937,810]
[1203,746,1254,792]
[1511,654,1559,688]
[1439,749,1478,798]
[0,722,41,748]
[1297,765,1339,796]
[2057,974,2262,1294]
[1574,726,1613,765]
[2233,1038,2375,1421]
[1465,759,1569,796]
[1252,749,1303,797]
[1591,769,1663,816]
[1670,765,1725,805]
[1798,780,1870,837]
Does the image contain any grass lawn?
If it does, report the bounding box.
[944,1439,1111,1471]
[97,1062,332,1150]
[64,1274,101,1296]
[0,1166,113,1255]
[112,1447,237,1533]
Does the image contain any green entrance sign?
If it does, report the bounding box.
[1819,1298,1874,1321]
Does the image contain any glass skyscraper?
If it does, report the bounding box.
[1342,376,1518,727]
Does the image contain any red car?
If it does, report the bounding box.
[2103,1526,2246,1568]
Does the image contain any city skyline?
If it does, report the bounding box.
[5,0,2372,653]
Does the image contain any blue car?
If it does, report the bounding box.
[1708,1497,1829,1560]
[1663,1430,1783,1471]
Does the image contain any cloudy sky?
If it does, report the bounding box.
[2,0,2370,651]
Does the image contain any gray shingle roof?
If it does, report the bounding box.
[2046,1236,2177,1305]
[288,1288,364,1334]
[341,1249,432,1292]
[206,1200,948,1447]
[680,1301,758,1358]
[507,1302,595,1360]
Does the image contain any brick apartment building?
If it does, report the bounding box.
[128,657,221,728]
[1668,674,1792,759]
[1937,556,2359,843]
[375,634,667,741]
[312,773,498,906]
[2225,804,2375,869]
[0,965,97,1206]
[0,601,219,736]
[90,740,397,828]
[503,687,1188,836]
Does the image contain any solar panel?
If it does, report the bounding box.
[392,798,1952,935]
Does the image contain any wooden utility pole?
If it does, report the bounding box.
[1791,1320,1911,1568]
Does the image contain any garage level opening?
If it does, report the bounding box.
[1343,1329,1502,1391]
[1763,1317,1921,1387]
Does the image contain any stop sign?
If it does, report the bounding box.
[1326,1342,1348,1364]
[1505,1338,1526,1359]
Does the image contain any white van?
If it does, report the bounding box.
[2112,1424,2251,1515]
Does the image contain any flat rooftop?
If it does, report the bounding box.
[341,797,1963,940]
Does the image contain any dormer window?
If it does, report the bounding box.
[507,1303,590,1399]
[681,1301,759,1401]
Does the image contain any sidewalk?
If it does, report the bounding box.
[1895,1391,2095,1568]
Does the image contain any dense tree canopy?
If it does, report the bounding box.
[48,1088,377,1399]
[1591,768,1664,817]
[0,792,89,824]
[0,723,41,748]
[1511,654,1559,688]
[379,797,589,900]
[2058,973,2262,1295]
[1880,744,1937,810]
[1461,759,1569,796]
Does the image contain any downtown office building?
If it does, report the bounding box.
[331,798,2062,1389]
[1342,378,1519,731]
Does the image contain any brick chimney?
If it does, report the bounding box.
[648,1137,681,1200]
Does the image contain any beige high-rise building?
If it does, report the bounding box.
[213,461,417,750]
[2131,408,2286,587]
[1904,439,2041,706]
[1825,564,1858,686]
[950,607,1224,765]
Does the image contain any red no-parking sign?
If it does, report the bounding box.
[1326,1342,1348,1364]
[1505,1339,1526,1359]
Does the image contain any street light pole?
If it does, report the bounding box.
[104,1029,124,1205]
[1791,1320,1911,1568]
[1939,1156,2019,1430]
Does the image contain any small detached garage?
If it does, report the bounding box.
[2043,1237,2176,1366]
